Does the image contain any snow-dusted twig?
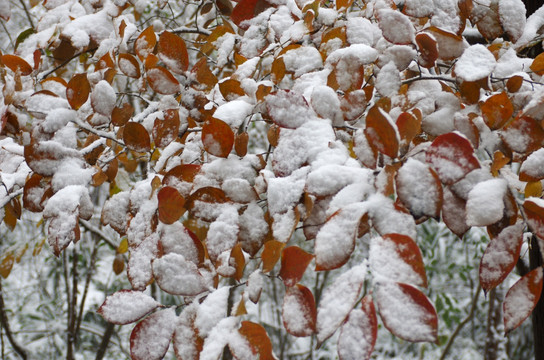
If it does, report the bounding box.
[0,188,23,209]
[0,281,27,360]
[79,219,117,251]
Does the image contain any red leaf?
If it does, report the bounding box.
[157,186,186,224]
[158,31,189,74]
[338,295,377,360]
[112,103,134,126]
[375,282,438,343]
[479,224,524,293]
[370,234,427,287]
[262,240,285,273]
[238,321,274,360]
[123,122,151,152]
[395,158,443,219]
[134,26,157,61]
[231,0,271,29]
[279,246,314,287]
[66,73,90,110]
[282,284,317,337]
[98,290,160,325]
[426,132,480,185]
[504,267,543,335]
[201,118,234,158]
[364,105,399,158]
[130,308,177,360]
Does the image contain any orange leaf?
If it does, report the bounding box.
[157,186,186,224]
[147,67,180,95]
[134,26,157,61]
[238,321,274,360]
[23,173,45,212]
[262,240,285,273]
[123,122,151,152]
[524,198,544,239]
[481,92,513,130]
[279,246,314,287]
[479,224,523,294]
[396,111,421,146]
[219,79,245,101]
[162,164,201,184]
[364,105,399,158]
[234,131,249,157]
[0,253,14,279]
[231,0,270,29]
[66,73,90,110]
[282,284,317,337]
[191,57,217,90]
[1,54,32,75]
[501,115,544,154]
[158,31,189,74]
[230,243,246,281]
[426,132,480,185]
[201,118,234,158]
[507,75,523,93]
[118,53,141,78]
[415,33,438,68]
[530,53,544,75]
[504,267,543,335]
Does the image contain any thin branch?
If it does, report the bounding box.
[39,48,97,81]
[79,220,117,251]
[439,283,482,360]
[18,0,35,29]
[71,118,125,147]
[0,20,14,50]
[0,281,27,360]
[402,75,457,85]
[75,239,99,336]
[0,189,23,209]
[171,26,211,35]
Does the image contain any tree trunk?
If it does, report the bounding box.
[530,236,544,360]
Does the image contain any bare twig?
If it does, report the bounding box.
[0,189,23,209]
[39,48,98,81]
[439,283,482,360]
[0,281,27,359]
[79,220,117,251]
[18,0,35,29]
[402,75,457,85]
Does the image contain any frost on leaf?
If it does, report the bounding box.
[455,44,496,81]
[374,282,438,343]
[504,267,543,335]
[337,295,377,360]
[315,204,366,271]
[282,284,317,337]
[520,148,544,181]
[479,224,523,293]
[130,308,177,360]
[377,9,415,45]
[441,187,470,237]
[500,115,544,154]
[316,263,366,344]
[426,132,480,185]
[173,303,201,360]
[265,90,313,129]
[152,253,208,296]
[523,198,544,239]
[396,158,442,219]
[98,290,160,325]
[91,80,116,116]
[369,234,427,287]
[364,105,399,159]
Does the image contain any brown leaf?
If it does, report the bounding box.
[416,33,438,68]
[158,31,189,74]
[134,26,157,61]
[157,186,186,224]
[219,79,245,101]
[191,57,217,90]
[1,54,32,75]
[147,67,180,95]
[112,103,134,126]
[238,321,274,360]
[507,75,523,93]
[201,118,234,158]
[262,240,285,273]
[364,105,399,158]
[123,122,151,152]
[153,109,180,148]
[234,131,249,157]
[118,53,141,78]
[66,73,90,110]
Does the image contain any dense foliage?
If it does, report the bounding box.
[2,0,544,358]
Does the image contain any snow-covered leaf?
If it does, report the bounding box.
[426,132,480,185]
[455,45,496,81]
[479,224,524,293]
[173,303,201,360]
[377,9,414,45]
[465,178,507,227]
[520,149,544,182]
[152,253,208,296]
[523,198,544,239]
[374,282,438,343]
[396,158,442,219]
[370,234,427,287]
[317,263,366,344]
[282,284,317,337]
[498,0,526,42]
[130,308,177,360]
[500,115,544,154]
[337,295,377,360]
[441,187,470,237]
[134,26,157,61]
[364,105,399,158]
[98,290,160,325]
[158,31,189,74]
[481,92,513,130]
[123,122,151,153]
[504,267,543,335]
[147,67,180,95]
[238,321,274,360]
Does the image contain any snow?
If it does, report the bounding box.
[503,268,543,333]
[377,9,415,45]
[310,85,343,126]
[98,290,160,325]
[129,308,177,360]
[195,287,230,337]
[338,307,375,360]
[498,0,526,42]
[158,222,201,265]
[62,10,114,50]
[520,148,544,180]
[455,45,496,81]
[346,17,380,46]
[265,90,314,129]
[42,108,76,133]
[316,263,366,343]
[376,61,401,97]
[367,194,417,239]
[283,285,315,337]
[267,167,308,215]
[396,158,441,218]
[206,205,239,260]
[282,46,323,77]
[200,317,240,360]
[213,100,253,128]
[466,178,508,226]
[247,270,263,303]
